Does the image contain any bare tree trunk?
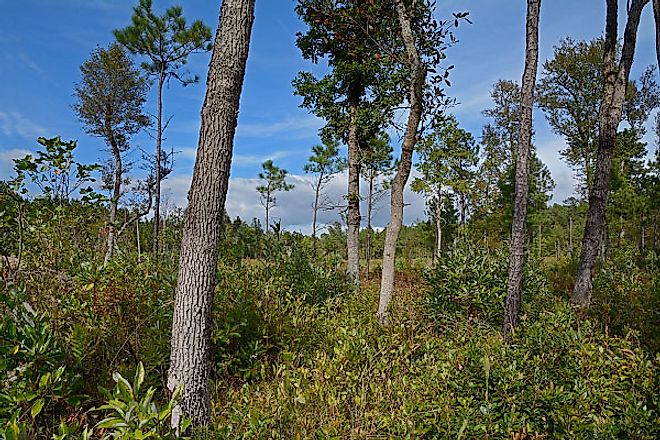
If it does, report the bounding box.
[265,192,270,233]
[105,144,122,264]
[654,0,660,68]
[538,222,542,259]
[459,193,467,226]
[168,0,255,428]
[573,0,648,308]
[569,214,573,253]
[502,0,540,339]
[346,90,362,283]
[377,0,425,325]
[153,71,165,256]
[365,170,374,281]
[435,192,443,264]
[312,174,322,258]
[136,217,141,258]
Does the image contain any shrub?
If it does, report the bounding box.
[591,247,660,353]
[423,245,548,327]
[93,362,190,439]
[211,243,351,382]
[0,282,86,438]
[212,285,659,439]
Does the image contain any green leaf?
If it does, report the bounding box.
[96,417,129,429]
[134,362,145,394]
[39,372,51,389]
[30,398,45,418]
[113,371,134,400]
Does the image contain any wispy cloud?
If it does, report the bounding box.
[17,54,45,76]
[176,147,300,166]
[171,115,323,140]
[237,115,322,139]
[0,112,48,140]
[233,149,298,166]
[68,0,122,11]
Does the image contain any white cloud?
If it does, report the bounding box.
[236,115,323,139]
[161,168,429,233]
[176,146,301,167]
[234,150,295,166]
[176,147,198,160]
[535,137,577,204]
[171,115,323,140]
[0,148,30,180]
[0,112,47,140]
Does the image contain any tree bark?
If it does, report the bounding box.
[346,89,362,283]
[136,216,141,258]
[104,142,122,264]
[264,186,271,232]
[573,0,648,308]
[459,193,467,226]
[153,71,165,256]
[653,216,657,249]
[653,0,660,68]
[168,0,255,428]
[502,0,540,339]
[538,222,542,259]
[312,173,322,258]
[435,191,443,263]
[569,214,573,253]
[365,169,374,280]
[377,0,425,325]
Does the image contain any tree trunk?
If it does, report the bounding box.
[136,216,141,258]
[569,214,573,253]
[105,143,122,264]
[435,192,443,264]
[265,190,270,232]
[346,89,362,283]
[653,0,660,68]
[573,0,648,308]
[502,0,540,339]
[653,216,657,249]
[377,0,425,325]
[312,174,322,258]
[153,71,165,256]
[459,193,467,226]
[365,169,374,281]
[538,222,542,259]
[168,0,255,428]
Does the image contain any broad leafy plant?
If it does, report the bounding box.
[94,362,190,439]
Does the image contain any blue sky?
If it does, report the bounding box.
[0,0,657,231]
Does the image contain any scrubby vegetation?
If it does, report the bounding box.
[2,0,660,438]
[1,195,658,438]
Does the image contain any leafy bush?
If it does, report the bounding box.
[0,282,85,438]
[93,362,190,439]
[591,247,660,353]
[211,242,351,382]
[212,284,659,439]
[423,245,548,327]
